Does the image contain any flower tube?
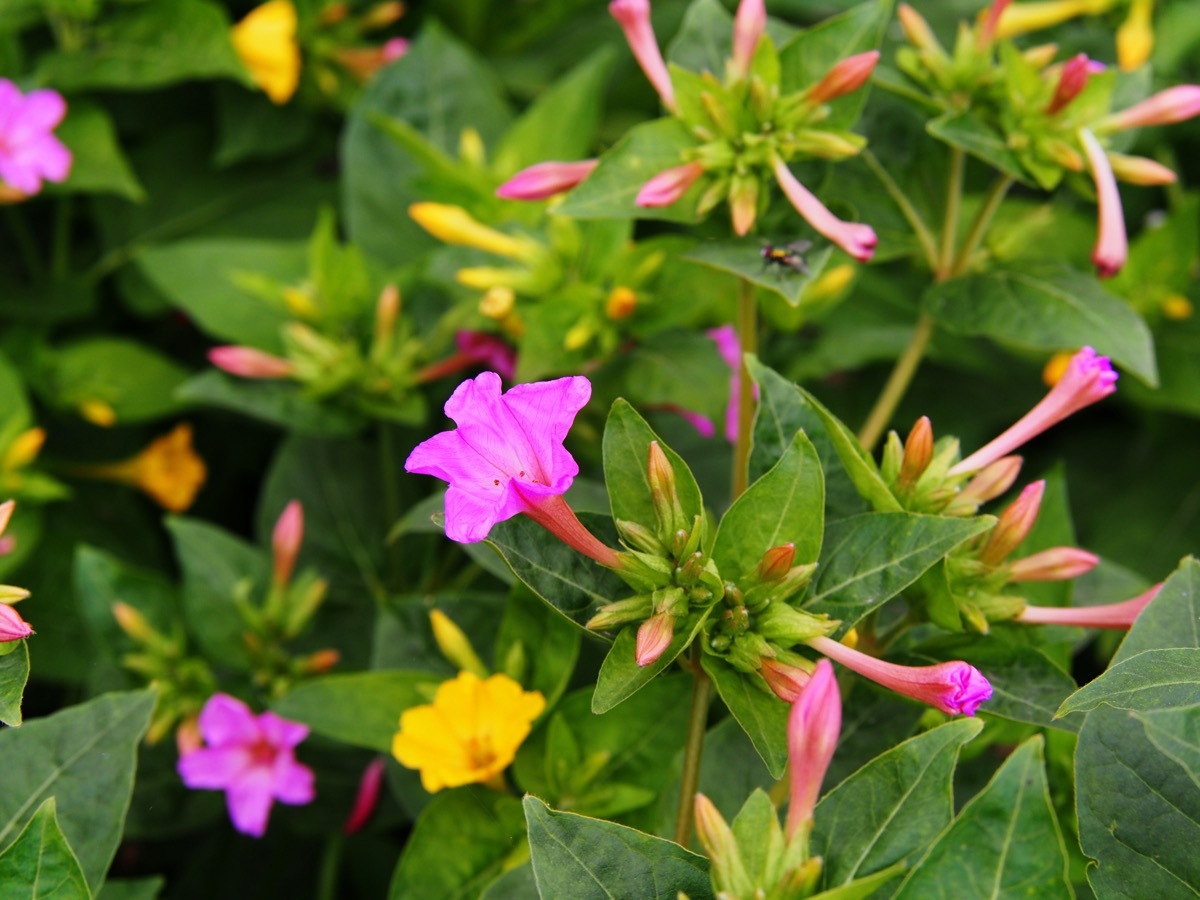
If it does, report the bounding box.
[1079,128,1127,278]
[609,0,676,111]
[1017,583,1161,628]
[771,157,877,262]
[496,160,599,201]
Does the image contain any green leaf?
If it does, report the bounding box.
[893,737,1072,899]
[40,338,188,423]
[702,654,790,778]
[494,586,581,710]
[49,102,144,201]
[137,239,304,352]
[213,85,313,168]
[72,545,177,659]
[0,640,29,727]
[96,877,165,900]
[603,398,704,534]
[666,0,733,75]
[480,863,537,900]
[176,371,364,436]
[926,113,1030,184]
[556,118,702,222]
[0,798,90,900]
[0,690,155,892]
[922,265,1158,386]
[804,512,993,633]
[273,671,439,752]
[389,789,526,900]
[814,718,983,887]
[615,330,730,428]
[713,431,824,581]
[166,516,267,670]
[592,613,710,713]
[524,796,713,900]
[684,239,834,307]
[1058,648,1200,717]
[36,0,248,91]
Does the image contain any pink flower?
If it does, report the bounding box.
[807,635,992,716]
[1100,86,1200,132]
[609,0,676,112]
[1046,54,1100,115]
[344,756,386,835]
[785,659,840,840]
[1007,546,1099,582]
[0,603,33,642]
[497,160,598,201]
[771,157,877,262]
[0,80,72,197]
[635,162,705,207]
[949,347,1117,476]
[272,500,303,586]
[708,324,757,443]
[806,51,881,104]
[414,332,518,384]
[1080,128,1127,278]
[1017,582,1162,628]
[177,693,315,838]
[731,0,766,77]
[405,372,620,566]
[209,346,294,379]
[635,611,675,666]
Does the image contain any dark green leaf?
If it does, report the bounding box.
[702,654,790,778]
[40,338,188,423]
[0,641,29,727]
[685,239,833,307]
[176,371,364,436]
[50,101,144,201]
[0,798,90,900]
[592,613,709,713]
[72,545,177,658]
[666,0,733,76]
[495,586,581,710]
[926,113,1030,184]
[1058,648,1200,716]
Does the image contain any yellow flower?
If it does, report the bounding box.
[232,0,301,105]
[410,203,542,263]
[81,424,207,512]
[392,671,545,793]
[994,0,1117,39]
[1117,0,1154,70]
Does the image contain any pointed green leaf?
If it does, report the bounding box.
[1138,706,1200,789]
[814,718,983,886]
[495,586,581,711]
[714,431,824,579]
[176,371,364,436]
[0,641,29,727]
[1058,648,1200,717]
[805,512,993,633]
[41,338,188,423]
[702,654,790,778]
[389,789,525,900]
[926,113,1029,184]
[524,796,713,900]
[0,798,90,900]
[51,101,144,201]
[684,239,833,307]
[0,690,155,892]
[810,864,905,900]
[666,0,733,75]
[480,863,537,900]
[592,612,710,713]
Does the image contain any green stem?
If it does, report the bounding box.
[732,276,758,500]
[950,175,1014,276]
[315,834,344,900]
[856,313,936,453]
[861,150,938,271]
[936,147,965,279]
[674,646,713,847]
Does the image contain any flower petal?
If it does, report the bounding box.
[226,772,276,837]
[271,756,316,805]
[198,694,261,748]
[257,711,309,749]
[178,747,249,790]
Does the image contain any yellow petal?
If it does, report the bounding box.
[232,0,301,104]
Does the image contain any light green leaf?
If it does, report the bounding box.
[50,102,144,201]
[39,338,188,423]
[926,113,1030,184]
[0,641,29,727]
[176,371,364,436]
[592,613,709,714]
[702,654,790,778]
[495,586,581,711]
[685,239,834,307]
[1058,648,1200,717]
[0,798,90,900]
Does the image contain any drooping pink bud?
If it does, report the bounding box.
[1017,582,1162,628]
[978,0,1011,45]
[957,456,1024,504]
[949,347,1117,476]
[1079,128,1127,278]
[784,658,841,840]
[609,0,676,112]
[1100,85,1200,132]
[1046,54,1098,115]
[209,346,295,379]
[496,160,599,201]
[635,162,706,207]
[0,602,33,641]
[1106,152,1178,185]
[760,657,813,703]
[979,480,1045,566]
[807,635,992,716]
[635,611,675,666]
[1008,546,1099,582]
[344,756,387,835]
[731,0,766,77]
[272,500,304,585]
[771,157,877,262]
[806,51,881,104]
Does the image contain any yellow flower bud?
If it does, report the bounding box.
[456,267,527,291]
[231,0,302,105]
[79,401,117,427]
[806,263,855,301]
[604,286,637,320]
[283,285,319,318]
[2,428,45,471]
[1042,350,1074,387]
[479,286,516,319]
[459,127,486,167]
[563,321,593,351]
[994,0,1117,39]
[1117,0,1154,71]
[409,203,540,262]
[1161,294,1193,321]
[430,610,488,677]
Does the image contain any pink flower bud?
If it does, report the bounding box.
[755,544,797,583]
[807,635,992,716]
[1079,129,1127,279]
[209,346,294,379]
[1106,152,1178,185]
[455,331,517,381]
[806,51,881,104]
[496,160,599,201]
[381,37,409,63]
[731,0,766,77]
[344,756,387,835]
[273,500,304,585]
[635,162,706,207]
[635,611,675,666]
[950,348,1116,476]
[784,658,841,840]
[1017,582,1162,629]
[978,0,1011,45]
[771,157,877,262]
[1101,85,1200,132]
[760,657,813,703]
[1008,546,1099,582]
[1046,54,1098,115]
[979,480,1045,566]
[609,0,676,111]
[0,602,32,641]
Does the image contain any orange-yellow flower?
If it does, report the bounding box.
[81,424,207,512]
[232,0,301,104]
[391,671,545,793]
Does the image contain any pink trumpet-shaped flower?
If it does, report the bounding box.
[177,693,315,838]
[807,635,992,716]
[0,602,33,642]
[771,157,877,262]
[1080,128,1127,278]
[1046,54,1099,115]
[209,346,295,379]
[731,0,766,77]
[405,372,620,567]
[0,80,72,196]
[1100,86,1200,132]
[635,611,675,666]
[949,347,1117,476]
[609,0,676,112]
[1008,546,1099,582]
[496,160,598,201]
[1017,582,1162,628]
[344,756,386,835]
[784,658,841,840]
[272,500,303,586]
[806,51,881,105]
[636,162,705,207]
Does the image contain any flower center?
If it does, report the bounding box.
[248,739,277,766]
[464,735,497,770]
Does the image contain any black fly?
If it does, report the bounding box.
[760,240,812,275]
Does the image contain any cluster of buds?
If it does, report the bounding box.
[897,1,1200,277]
[0,501,34,643]
[498,0,880,261]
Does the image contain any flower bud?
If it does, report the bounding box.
[430,609,488,677]
[897,416,933,490]
[0,585,29,603]
[1007,546,1099,582]
[694,793,752,891]
[479,286,516,319]
[112,601,155,644]
[1017,582,1161,628]
[409,203,541,262]
[1106,153,1177,186]
[1116,0,1153,71]
[272,501,304,586]
[3,428,45,471]
[296,648,341,674]
[497,160,598,201]
[784,658,841,840]
[754,543,796,583]
[898,4,946,57]
[1099,85,1200,132]
[373,284,400,345]
[647,441,686,537]
[344,757,387,835]
[0,602,33,641]
[806,51,880,104]
[1045,53,1096,115]
[728,175,759,237]
[759,657,813,702]
[605,286,638,320]
[730,0,766,77]
[635,611,675,667]
[615,519,667,555]
[636,162,705,208]
[979,480,1045,565]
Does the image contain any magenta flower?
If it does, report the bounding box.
[1046,54,1101,115]
[0,603,33,642]
[1017,582,1162,629]
[209,346,294,379]
[636,162,706,207]
[415,332,518,384]
[731,0,766,77]
[609,0,676,112]
[784,658,841,840]
[950,347,1117,476]
[0,80,72,197]
[771,156,877,262]
[1080,128,1127,278]
[405,372,621,566]
[807,635,992,716]
[381,38,410,64]
[496,160,598,201]
[709,324,757,443]
[177,693,315,838]
[344,756,386,835]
